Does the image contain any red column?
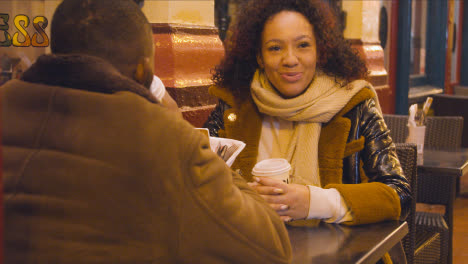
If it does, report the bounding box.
[151,23,225,127]
[350,40,392,114]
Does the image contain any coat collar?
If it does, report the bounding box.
[21,54,158,104]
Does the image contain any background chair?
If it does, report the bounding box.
[384,113,464,197]
[394,143,418,264]
[453,85,468,96]
[414,172,451,264]
[383,114,463,149]
[431,94,468,148]
[384,114,462,264]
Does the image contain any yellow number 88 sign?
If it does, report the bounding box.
[0,13,49,47]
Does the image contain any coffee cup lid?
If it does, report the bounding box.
[251,158,291,177]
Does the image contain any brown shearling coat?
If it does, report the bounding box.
[2,54,292,264]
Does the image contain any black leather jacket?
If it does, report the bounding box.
[205,98,412,221]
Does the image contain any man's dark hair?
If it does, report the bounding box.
[51,0,153,74]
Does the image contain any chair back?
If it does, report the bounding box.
[432,94,468,147]
[394,143,418,264]
[383,114,463,149]
[383,114,409,143]
[454,85,468,96]
[425,116,463,149]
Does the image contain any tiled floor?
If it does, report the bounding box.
[453,176,468,264]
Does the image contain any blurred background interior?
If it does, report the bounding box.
[1,0,468,263]
[2,0,467,118]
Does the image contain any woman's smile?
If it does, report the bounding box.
[280,72,303,82]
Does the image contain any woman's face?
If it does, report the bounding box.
[257,11,317,98]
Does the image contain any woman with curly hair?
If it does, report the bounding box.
[205,0,411,226]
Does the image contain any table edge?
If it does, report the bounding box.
[356,221,409,264]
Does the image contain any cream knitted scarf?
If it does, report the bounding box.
[251,70,376,186]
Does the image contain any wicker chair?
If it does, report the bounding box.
[414,175,451,264]
[394,143,418,264]
[383,114,463,149]
[383,114,463,264]
[384,114,464,198]
[431,94,468,148]
[454,85,468,96]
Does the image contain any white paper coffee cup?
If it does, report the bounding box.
[406,125,426,154]
[252,158,291,183]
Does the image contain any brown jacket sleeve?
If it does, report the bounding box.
[177,128,292,264]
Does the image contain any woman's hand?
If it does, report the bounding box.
[248,177,310,221]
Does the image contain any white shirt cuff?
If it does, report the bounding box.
[306,186,353,223]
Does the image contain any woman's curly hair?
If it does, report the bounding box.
[213,0,368,97]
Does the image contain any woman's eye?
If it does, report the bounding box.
[298,42,311,48]
[267,45,281,52]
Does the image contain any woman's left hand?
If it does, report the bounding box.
[248,177,310,221]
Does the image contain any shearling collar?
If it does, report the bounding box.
[21,54,158,103]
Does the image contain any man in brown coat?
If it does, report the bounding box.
[1,0,292,263]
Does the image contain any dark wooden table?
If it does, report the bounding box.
[417,147,468,264]
[418,148,468,176]
[288,221,408,264]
